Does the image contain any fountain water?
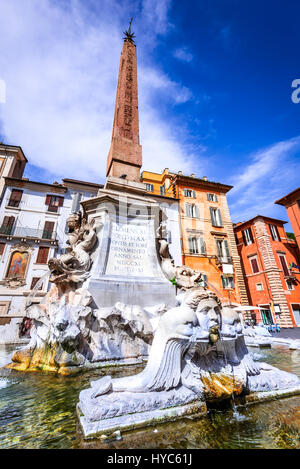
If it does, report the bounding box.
[25,271,50,308]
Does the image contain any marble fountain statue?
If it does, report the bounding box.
[77,285,300,438]
[4,182,300,440]
[6,181,204,375]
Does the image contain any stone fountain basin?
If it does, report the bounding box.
[77,363,300,440]
[77,384,300,440]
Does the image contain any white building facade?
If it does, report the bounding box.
[0,147,103,344]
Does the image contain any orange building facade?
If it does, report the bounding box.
[142,169,248,305]
[234,216,300,327]
[275,187,300,252]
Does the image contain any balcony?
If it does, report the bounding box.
[0,225,56,240]
[217,256,233,265]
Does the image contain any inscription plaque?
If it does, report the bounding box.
[105,222,153,277]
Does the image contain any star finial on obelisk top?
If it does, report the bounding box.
[123,17,136,44]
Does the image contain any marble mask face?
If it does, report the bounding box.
[196,298,221,335]
[221,306,243,339]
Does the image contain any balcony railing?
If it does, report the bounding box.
[0,225,56,240]
[217,256,233,265]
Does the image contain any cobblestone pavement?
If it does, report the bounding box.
[270,328,300,340]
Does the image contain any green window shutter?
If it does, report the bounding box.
[224,239,230,258]
[218,209,223,226]
[210,207,215,225]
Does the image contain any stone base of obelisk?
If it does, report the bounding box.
[82,178,177,310]
[88,276,175,309]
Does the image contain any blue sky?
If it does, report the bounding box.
[0,0,299,229]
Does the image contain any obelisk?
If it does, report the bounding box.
[106,19,142,182]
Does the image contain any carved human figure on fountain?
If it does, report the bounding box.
[156,221,202,289]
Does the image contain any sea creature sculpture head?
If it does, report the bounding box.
[48,215,97,288]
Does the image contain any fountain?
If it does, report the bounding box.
[77,287,300,439]
[2,21,300,444]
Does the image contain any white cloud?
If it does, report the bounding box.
[228,136,300,223]
[173,47,193,63]
[0,0,197,183]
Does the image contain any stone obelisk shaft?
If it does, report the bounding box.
[106,39,142,182]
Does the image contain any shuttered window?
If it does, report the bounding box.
[269,224,281,242]
[36,247,49,264]
[8,189,23,207]
[210,207,223,227]
[30,277,43,290]
[242,227,254,245]
[279,254,289,277]
[222,276,234,289]
[0,216,15,235]
[188,237,206,255]
[184,189,196,198]
[188,237,199,254]
[45,195,64,213]
[250,256,259,273]
[185,203,199,218]
[207,193,218,202]
[216,239,231,262]
[42,221,55,240]
[0,243,5,255]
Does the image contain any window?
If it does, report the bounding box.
[256,283,264,291]
[145,184,154,192]
[207,193,218,202]
[222,276,234,289]
[216,239,231,262]
[250,256,260,273]
[269,224,281,242]
[8,189,23,208]
[45,195,64,213]
[188,237,206,254]
[210,207,223,227]
[71,193,82,213]
[0,301,10,315]
[184,189,196,198]
[279,254,289,277]
[0,243,5,256]
[42,221,55,240]
[242,227,254,245]
[188,237,199,254]
[185,203,199,218]
[286,279,294,291]
[160,185,166,196]
[292,304,300,326]
[30,277,43,290]
[0,216,15,235]
[36,247,49,264]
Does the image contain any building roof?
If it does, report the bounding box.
[275,187,300,206]
[141,169,233,193]
[62,178,104,190]
[173,173,233,193]
[4,177,67,193]
[0,144,28,162]
[234,214,287,230]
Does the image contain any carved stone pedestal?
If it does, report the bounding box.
[82,178,176,309]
